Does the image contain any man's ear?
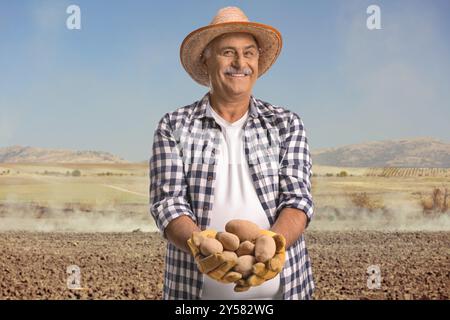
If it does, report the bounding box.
[200,54,207,65]
[201,59,209,77]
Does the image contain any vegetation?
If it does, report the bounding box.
[420,187,449,214]
[366,167,450,177]
[349,192,385,211]
[337,171,348,177]
[71,169,81,177]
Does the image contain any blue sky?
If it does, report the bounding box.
[1,0,449,161]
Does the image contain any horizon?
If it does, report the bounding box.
[2,135,450,163]
[1,0,450,161]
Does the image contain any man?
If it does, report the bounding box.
[150,7,314,300]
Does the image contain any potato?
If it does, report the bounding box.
[232,255,256,278]
[199,237,223,256]
[235,240,255,256]
[225,219,260,242]
[221,250,238,261]
[254,235,276,263]
[216,232,240,251]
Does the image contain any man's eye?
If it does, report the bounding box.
[223,50,235,56]
[245,51,255,57]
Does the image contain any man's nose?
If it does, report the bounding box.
[231,52,245,69]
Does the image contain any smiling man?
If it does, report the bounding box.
[203,33,259,114]
[150,7,315,300]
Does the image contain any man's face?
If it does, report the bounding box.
[203,33,259,98]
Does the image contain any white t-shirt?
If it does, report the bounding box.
[201,104,282,300]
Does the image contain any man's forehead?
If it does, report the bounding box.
[212,32,258,48]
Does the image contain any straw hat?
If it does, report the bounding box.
[180,7,283,87]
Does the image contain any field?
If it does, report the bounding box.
[0,163,152,232]
[0,163,449,299]
[0,231,448,300]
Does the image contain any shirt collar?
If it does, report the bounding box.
[192,92,274,120]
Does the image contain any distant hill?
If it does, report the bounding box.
[312,137,450,167]
[4,137,450,166]
[0,146,128,164]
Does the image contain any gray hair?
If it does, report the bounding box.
[201,42,213,61]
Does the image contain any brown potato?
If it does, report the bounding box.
[254,235,276,263]
[225,219,260,242]
[199,237,223,256]
[216,232,240,251]
[235,240,255,256]
[232,255,256,278]
[221,250,238,262]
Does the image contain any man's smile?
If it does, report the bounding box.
[225,72,251,78]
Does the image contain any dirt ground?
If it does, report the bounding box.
[0,231,448,300]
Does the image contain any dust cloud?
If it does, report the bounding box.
[1,193,449,232]
[311,202,450,231]
[0,201,157,233]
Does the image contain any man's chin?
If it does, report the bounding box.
[222,84,252,96]
[210,82,253,97]
[225,89,251,97]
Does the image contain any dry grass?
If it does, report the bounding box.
[348,192,385,211]
[420,187,449,214]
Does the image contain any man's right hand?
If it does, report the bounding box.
[187,230,242,283]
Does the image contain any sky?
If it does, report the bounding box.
[1,0,449,162]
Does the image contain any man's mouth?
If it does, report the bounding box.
[225,73,249,77]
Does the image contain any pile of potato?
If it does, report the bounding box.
[192,219,277,279]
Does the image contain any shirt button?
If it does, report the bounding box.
[203,205,209,211]
[207,175,213,181]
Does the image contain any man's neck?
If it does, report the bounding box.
[209,91,251,123]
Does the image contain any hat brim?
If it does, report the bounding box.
[180,22,282,87]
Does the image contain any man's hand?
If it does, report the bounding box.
[165,215,201,253]
[234,230,286,292]
[270,208,307,249]
[187,230,243,283]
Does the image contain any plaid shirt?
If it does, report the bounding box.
[149,93,315,300]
